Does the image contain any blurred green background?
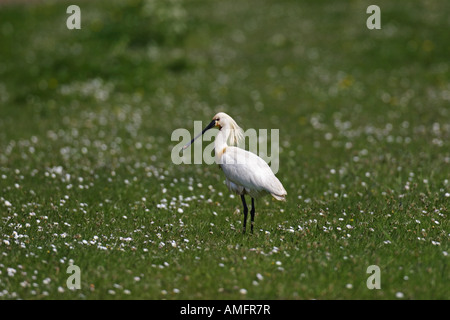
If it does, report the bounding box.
[0,0,448,300]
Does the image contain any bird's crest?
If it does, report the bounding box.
[214,112,244,147]
[226,118,244,146]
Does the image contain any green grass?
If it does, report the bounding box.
[0,0,449,300]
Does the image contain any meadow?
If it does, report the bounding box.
[0,0,448,300]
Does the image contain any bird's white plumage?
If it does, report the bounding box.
[182,112,286,233]
[212,112,287,201]
[220,147,286,200]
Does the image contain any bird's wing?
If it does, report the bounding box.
[220,147,286,199]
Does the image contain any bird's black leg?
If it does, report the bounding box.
[240,195,248,234]
[250,198,255,234]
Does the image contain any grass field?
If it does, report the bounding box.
[0,0,449,300]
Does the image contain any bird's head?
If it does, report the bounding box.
[182,112,243,151]
[212,112,235,129]
[212,112,243,146]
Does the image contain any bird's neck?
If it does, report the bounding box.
[215,127,229,162]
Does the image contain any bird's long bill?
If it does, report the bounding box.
[182,119,216,151]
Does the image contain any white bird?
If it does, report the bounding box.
[183,112,287,233]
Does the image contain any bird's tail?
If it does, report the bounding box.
[271,193,286,201]
[269,177,287,201]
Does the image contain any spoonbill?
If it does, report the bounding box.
[182,112,286,233]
